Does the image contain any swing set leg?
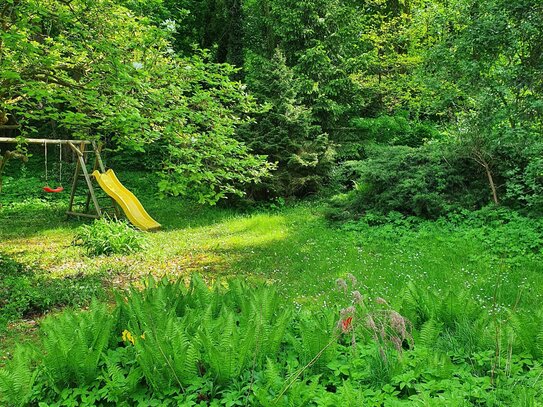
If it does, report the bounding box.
[66,141,102,218]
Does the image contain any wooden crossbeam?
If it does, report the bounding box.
[0,137,91,144]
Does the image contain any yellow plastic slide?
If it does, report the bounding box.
[92,169,161,231]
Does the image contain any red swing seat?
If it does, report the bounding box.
[42,141,64,193]
[43,186,64,193]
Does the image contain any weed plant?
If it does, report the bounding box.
[74,218,146,256]
[0,253,105,334]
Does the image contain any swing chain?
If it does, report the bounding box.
[43,141,63,186]
[44,141,48,185]
[59,143,62,185]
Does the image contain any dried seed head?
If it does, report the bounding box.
[375,297,388,305]
[340,305,356,318]
[346,273,357,286]
[389,311,407,339]
[391,336,403,352]
[336,278,348,292]
[366,314,377,331]
[352,290,363,304]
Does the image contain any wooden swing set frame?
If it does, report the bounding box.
[0,137,116,219]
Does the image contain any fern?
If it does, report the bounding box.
[40,300,114,390]
[200,309,256,384]
[134,317,199,393]
[118,279,200,393]
[263,357,284,393]
[100,347,144,403]
[536,325,543,359]
[417,319,442,348]
[436,290,483,330]
[400,281,436,328]
[0,346,39,406]
[509,309,543,358]
[289,309,338,373]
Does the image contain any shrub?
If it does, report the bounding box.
[327,143,489,219]
[350,114,440,147]
[74,218,146,256]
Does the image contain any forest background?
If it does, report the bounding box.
[2,0,542,216]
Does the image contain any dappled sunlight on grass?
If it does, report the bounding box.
[1,206,292,288]
[2,198,543,315]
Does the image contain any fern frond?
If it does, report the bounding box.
[41,300,114,389]
[417,319,442,348]
[0,346,39,407]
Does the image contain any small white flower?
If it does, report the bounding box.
[162,19,177,33]
[132,61,144,70]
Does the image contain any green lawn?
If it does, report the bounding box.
[2,170,541,315]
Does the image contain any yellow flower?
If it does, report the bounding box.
[122,329,135,345]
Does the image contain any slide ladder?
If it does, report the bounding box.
[92,169,161,231]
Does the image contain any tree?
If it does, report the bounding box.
[0,0,272,204]
[239,49,333,197]
[417,0,543,205]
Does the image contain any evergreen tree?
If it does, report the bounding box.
[239,49,333,198]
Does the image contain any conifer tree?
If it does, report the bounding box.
[239,49,333,198]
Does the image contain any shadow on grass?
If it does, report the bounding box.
[0,202,84,240]
[1,169,256,239]
[0,252,108,337]
[0,194,245,241]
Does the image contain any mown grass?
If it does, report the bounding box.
[1,169,543,361]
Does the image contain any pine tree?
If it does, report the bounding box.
[239,49,333,198]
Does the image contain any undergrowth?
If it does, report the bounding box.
[0,253,105,334]
[1,275,543,406]
[74,218,146,256]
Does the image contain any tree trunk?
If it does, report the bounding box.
[483,162,499,205]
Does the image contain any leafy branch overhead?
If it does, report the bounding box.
[0,0,272,204]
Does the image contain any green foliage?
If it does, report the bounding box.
[239,49,333,198]
[1,0,271,204]
[40,301,115,389]
[74,218,146,256]
[290,310,338,370]
[0,253,104,333]
[2,272,543,405]
[0,346,38,407]
[350,115,440,147]
[327,143,485,219]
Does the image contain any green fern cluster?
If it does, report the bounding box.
[400,281,543,361]
[41,300,115,389]
[0,275,304,405]
[0,346,38,407]
[3,275,543,405]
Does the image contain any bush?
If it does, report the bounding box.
[327,143,489,219]
[350,114,440,147]
[505,154,543,215]
[74,218,146,256]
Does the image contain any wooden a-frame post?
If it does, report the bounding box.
[0,137,109,219]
